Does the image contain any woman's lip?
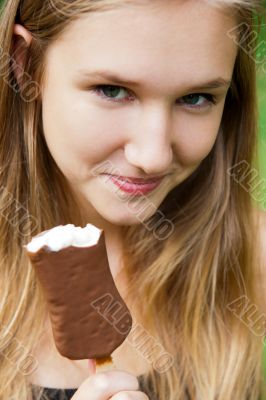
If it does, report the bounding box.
[102,174,165,184]
[103,175,164,195]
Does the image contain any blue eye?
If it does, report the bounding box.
[91,85,133,102]
[178,93,216,108]
[90,84,217,108]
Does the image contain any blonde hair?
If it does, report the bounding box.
[0,0,265,399]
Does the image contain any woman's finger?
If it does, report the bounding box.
[111,391,150,400]
[71,370,139,400]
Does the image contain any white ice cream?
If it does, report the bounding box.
[26,224,102,252]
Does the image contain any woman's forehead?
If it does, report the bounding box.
[45,0,238,89]
[51,0,238,44]
[48,0,242,18]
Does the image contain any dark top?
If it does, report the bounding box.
[31,375,157,400]
[32,379,262,399]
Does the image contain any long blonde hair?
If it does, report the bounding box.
[0,0,265,399]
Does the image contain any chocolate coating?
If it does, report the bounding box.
[26,231,132,360]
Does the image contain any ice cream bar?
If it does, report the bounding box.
[24,224,132,363]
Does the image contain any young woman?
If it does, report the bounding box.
[0,0,265,399]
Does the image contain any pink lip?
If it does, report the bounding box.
[104,174,165,184]
[103,174,164,195]
[122,176,164,184]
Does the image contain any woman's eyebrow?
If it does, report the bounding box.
[76,69,232,91]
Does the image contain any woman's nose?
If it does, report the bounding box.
[124,105,174,176]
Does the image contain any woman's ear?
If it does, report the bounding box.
[12,24,33,86]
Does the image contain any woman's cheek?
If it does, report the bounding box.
[69,110,129,163]
[175,120,221,166]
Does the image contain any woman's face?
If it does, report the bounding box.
[41,0,238,227]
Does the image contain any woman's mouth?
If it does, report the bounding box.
[101,174,164,195]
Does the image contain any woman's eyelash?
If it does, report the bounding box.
[89,84,217,108]
[178,93,217,108]
[90,85,134,103]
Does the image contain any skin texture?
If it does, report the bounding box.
[12,0,239,393]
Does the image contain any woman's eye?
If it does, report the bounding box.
[90,85,132,102]
[90,84,217,109]
[177,93,217,109]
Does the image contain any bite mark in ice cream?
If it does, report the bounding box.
[26,224,101,252]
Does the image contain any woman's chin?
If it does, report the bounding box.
[94,203,156,227]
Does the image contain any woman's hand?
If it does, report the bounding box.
[71,369,150,400]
